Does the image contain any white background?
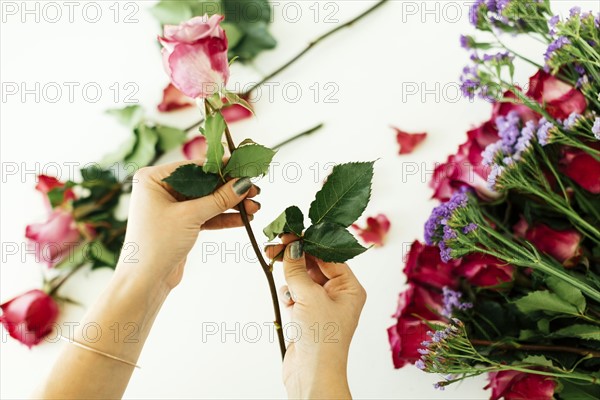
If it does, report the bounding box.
[1,1,597,399]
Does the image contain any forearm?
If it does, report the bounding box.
[33,263,170,400]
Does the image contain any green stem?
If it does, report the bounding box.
[272,123,323,150]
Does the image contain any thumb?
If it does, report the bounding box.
[283,241,317,301]
[190,177,253,222]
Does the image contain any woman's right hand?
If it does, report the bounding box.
[265,236,367,399]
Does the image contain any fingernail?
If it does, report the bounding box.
[288,241,303,260]
[284,290,291,301]
[233,177,252,196]
[248,214,255,221]
[254,185,261,195]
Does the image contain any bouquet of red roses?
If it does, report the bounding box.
[389,2,600,399]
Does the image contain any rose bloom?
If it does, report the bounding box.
[0,289,59,348]
[456,253,514,288]
[559,143,600,194]
[527,70,587,120]
[159,14,230,99]
[403,240,459,290]
[25,209,82,267]
[485,370,556,400]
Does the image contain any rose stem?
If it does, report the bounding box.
[272,123,323,150]
[48,262,87,296]
[223,124,287,360]
[470,339,600,358]
[184,0,389,133]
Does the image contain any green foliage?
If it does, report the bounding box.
[263,206,304,241]
[553,324,600,341]
[558,379,600,400]
[514,290,582,316]
[223,140,276,178]
[106,105,144,128]
[163,164,220,198]
[309,162,374,227]
[126,125,159,169]
[150,0,276,63]
[203,113,226,175]
[303,222,368,263]
[154,125,187,152]
[546,276,586,314]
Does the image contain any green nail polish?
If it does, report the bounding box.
[288,241,303,260]
[233,177,252,195]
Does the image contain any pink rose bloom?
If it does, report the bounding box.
[527,70,587,120]
[351,214,391,246]
[403,241,459,290]
[393,127,427,155]
[456,253,514,288]
[559,143,600,194]
[25,209,82,266]
[0,289,59,348]
[485,371,556,400]
[159,14,230,99]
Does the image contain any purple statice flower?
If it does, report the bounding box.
[487,164,504,189]
[592,117,600,140]
[563,112,581,129]
[574,65,585,75]
[442,287,473,318]
[417,348,429,355]
[459,65,481,100]
[424,191,469,245]
[439,241,452,263]
[482,140,503,166]
[443,225,458,241]
[595,13,600,28]
[513,120,536,160]
[433,383,446,391]
[537,118,553,146]
[544,36,570,61]
[460,35,472,50]
[482,51,513,63]
[502,156,514,166]
[496,0,510,11]
[469,0,486,27]
[569,7,581,18]
[463,223,478,234]
[415,359,426,370]
[496,111,521,153]
[548,15,560,35]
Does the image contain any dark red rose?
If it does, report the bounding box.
[0,289,59,348]
[403,241,459,290]
[392,284,443,321]
[456,253,514,288]
[351,214,391,247]
[485,371,556,400]
[526,70,587,120]
[393,127,427,155]
[387,317,430,368]
[559,144,600,194]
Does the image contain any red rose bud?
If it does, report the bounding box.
[527,70,587,120]
[485,371,556,400]
[157,83,194,112]
[559,144,600,194]
[515,219,582,267]
[182,136,207,160]
[351,214,391,247]
[456,253,514,288]
[159,14,230,99]
[25,209,82,267]
[403,241,459,290]
[393,127,427,155]
[0,289,59,348]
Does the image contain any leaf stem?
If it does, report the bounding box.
[470,339,600,358]
[223,124,287,360]
[48,262,87,297]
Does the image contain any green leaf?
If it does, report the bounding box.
[309,162,374,227]
[546,276,586,313]
[99,135,137,167]
[514,290,580,316]
[223,142,276,178]
[149,0,193,25]
[106,105,144,128]
[88,241,118,269]
[303,222,368,263]
[554,324,600,341]
[203,113,226,175]
[155,125,187,152]
[521,355,554,367]
[559,379,600,400]
[221,0,271,23]
[263,206,305,241]
[163,164,220,198]
[224,91,253,113]
[230,21,276,61]
[125,125,159,169]
[221,21,243,48]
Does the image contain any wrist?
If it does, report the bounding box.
[112,262,172,304]
[285,352,351,399]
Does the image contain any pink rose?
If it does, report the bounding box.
[485,371,556,400]
[25,209,82,266]
[559,144,600,194]
[403,241,459,290]
[159,14,230,99]
[351,214,391,246]
[393,127,427,155]
[527,70,587,120]
[387,317,430,368]
[0,289,59,348]
[456,253,514,288]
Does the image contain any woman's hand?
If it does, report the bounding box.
[265,235,367,399]
[119,160,260,289]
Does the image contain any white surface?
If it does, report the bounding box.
[1,1,595,399]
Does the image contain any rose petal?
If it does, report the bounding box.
[394,128,427,155]
[158,83,194,112]
[182,136,207,160]
[351,214,391,246]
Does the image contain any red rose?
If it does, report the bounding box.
[25,209,82,266]
[403,241,459,290]
[526,70,587,120]
[485,371,556,400]
[387,318,430,368]
[515,219,582,267]
[0,289,59,348]
[559,144,600,194]
[456,253,514,288]
[351,214,391,247]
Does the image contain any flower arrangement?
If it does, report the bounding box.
[389,2,600,399]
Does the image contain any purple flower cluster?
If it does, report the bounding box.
[487,164,505,190]
[537,118,554,146]
[513,120,536,160]
[442,287,473,317]
[563,112,582,129]
[482,141,503,166]
[469,0,486,27]
[460,35,472,50]
[459,65,481,100]
[544,36,570,62]
[496,111,521,153]
[548,15,560,35]
[593,117,600,140]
